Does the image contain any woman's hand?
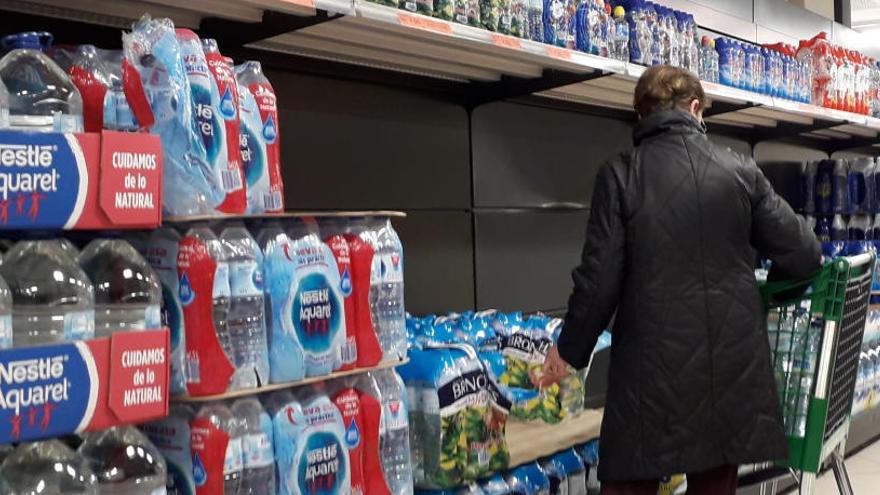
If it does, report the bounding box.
[540,344,574,387]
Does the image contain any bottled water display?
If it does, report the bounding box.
[767,307,819,436]
[373,369,415,495]
[0,440,98,494]
[0,32,84,132]
[78,239,162,337]
[221,225,270,389]
[231,398,275,495]
[77,425,167,494]
[0,240,94,347]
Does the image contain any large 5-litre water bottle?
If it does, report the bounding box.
[231,398,275,495]
[611,7,629,62]
[0,240,94,346]
[1,440,98,494]
[221,225,270,389]
[183,226,233,384]
[0,32,83,132]
[78,239,162,337]
[372,369,414,495]
[77,425,167,494]
[194,402,243,494]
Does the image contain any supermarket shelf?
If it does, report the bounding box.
[3,1,879,151]
[846,407,880,455]
[164,210,407,224]
[173,358,407,402]
[506,408,603,466]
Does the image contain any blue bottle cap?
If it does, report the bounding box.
[1,31,53,51]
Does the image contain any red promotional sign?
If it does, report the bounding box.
[98,131,162,227]
[107,329,170,423]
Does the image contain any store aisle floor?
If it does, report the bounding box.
[814,439,880,494]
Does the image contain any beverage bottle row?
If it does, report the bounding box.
[715,37,811,102]
[0,237,161,349]
[800,158,880,217]
[854,311,880,415]
[767,306,820,437]
[796,32,880,114]
[0,22,285,217]
[0,425,166,494]
[141,369,413,495]
[152,217,406,397]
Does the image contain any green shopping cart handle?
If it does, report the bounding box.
[760,260,847,308]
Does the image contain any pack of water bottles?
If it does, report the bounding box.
[0,17,284,219]
[797,157,880,261]
[150,216,406,397]
[141,369,412,495]
[796,32,880,114]
[413,447,589,495]
[852,309,880,416]
[713,37,811,102]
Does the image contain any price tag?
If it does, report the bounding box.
[546,46,572,60]
[491,34,522,50]
[398,12,453,34]
[282,0,317,7]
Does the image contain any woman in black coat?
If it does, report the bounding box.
[542,65,822,495]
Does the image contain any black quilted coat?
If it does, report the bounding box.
[557,110,822,482]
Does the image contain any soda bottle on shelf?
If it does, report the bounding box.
[220,224,270,389]
[78,239,162,338]
[192,402,243,494]
[372,369,414,495]
[0,240,95,347]
[0,32,83,132]
[77,425,167,494]
[1,440,98,494]
[231,398,275,495]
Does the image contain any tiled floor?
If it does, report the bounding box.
[813,440,880,494]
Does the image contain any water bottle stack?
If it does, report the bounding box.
[168,215,406,398]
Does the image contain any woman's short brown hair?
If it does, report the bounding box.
[633,65,707,118]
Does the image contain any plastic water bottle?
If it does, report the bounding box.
[77,425,167,494]
[0,77,9,128]
[0,32,83,132]
[78,239,162,338]
[0,240,94,346]
[612,7,629,62]
[369,218,407,361]
[194,402,243,494]
[372,369,414,495]
[231,398,275,495]
[1,440,98,494]
[221,225,270,389]
[184,226,233,385]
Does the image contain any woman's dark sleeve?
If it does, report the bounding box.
[557,162,626,369]
[748,159,822,281]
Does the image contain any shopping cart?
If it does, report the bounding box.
[757,253,874,495]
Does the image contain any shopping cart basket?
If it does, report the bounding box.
[759,253,874,495]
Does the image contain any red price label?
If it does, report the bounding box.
[398,13,453,34]
[107,329,169,423]
[282,0,317,7]
[491,34,522,50]
[546,46,572,60]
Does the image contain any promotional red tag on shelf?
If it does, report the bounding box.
[0,329,169,444]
